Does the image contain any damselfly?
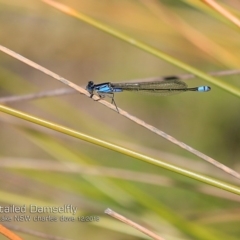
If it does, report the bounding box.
[86,76,211,112]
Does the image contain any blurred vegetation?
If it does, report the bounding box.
[0,0,240,239]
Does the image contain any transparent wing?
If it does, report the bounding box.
[111,80,188,96]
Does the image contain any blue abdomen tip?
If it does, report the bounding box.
[198,86,211,92]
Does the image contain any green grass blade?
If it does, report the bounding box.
[42,0,240,98]
[0,103,240,195]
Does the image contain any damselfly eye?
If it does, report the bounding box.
[88,81,94,87]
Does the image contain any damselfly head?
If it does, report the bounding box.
[86,81,95,92]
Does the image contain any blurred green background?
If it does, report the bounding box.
[0,0,240,239]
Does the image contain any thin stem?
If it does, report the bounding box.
[201,0,240,28]
[0,88,75,103]
[3,224,70,240]
[105,208,165,240]
[0,224,22,240]
[0,45,239,180]
[1,69,239,103]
